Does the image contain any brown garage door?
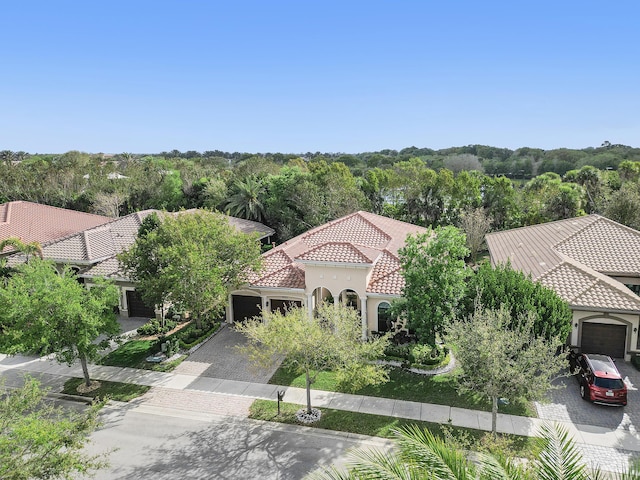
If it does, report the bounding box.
[126,290,156,318]
[581,322,626,358]
[232,295,261,322]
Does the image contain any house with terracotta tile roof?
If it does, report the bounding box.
[0,201,111,255]
[7,208,274,318]
[486,215,640,360]
[228,211,428,338]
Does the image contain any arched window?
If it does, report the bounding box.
[377,302,392,333]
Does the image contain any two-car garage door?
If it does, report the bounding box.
[580,322,626,359]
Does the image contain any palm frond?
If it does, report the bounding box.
[534,423,587,480]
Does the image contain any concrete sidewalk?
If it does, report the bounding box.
[1,352,640,457]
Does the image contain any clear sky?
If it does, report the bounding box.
[1,1,638,154]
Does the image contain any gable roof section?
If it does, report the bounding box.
[249,211,427,295]
[9,209,275,280]
[0,201,111,254]
[487,215,640,313]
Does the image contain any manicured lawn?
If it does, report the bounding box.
[62,377,150,402]
[99,339,187,372]
[269,366,536,417]
[249,399,537,458]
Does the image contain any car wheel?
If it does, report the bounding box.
[580,384,589,401]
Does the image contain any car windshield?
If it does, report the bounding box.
[594,377,625,390]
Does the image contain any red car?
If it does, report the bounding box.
[571,353,627,406]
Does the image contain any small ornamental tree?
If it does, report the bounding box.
[463,262,573,341]
[0,260,120,388]
[236,304,389,418]
[119,210,263,328]
[447,306,568,435]
[0,376,107,480]
[394,226,469,345]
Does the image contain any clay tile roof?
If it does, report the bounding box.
[0,201,111,254]
[296,242,374,264]
[555,217,640,275]
[249,211,427,296]
[488,214,640,313]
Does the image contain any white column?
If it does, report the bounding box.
[360,296,368,340]
[307,293,313,321]
[226,294,233,324]
[261,296,268,315]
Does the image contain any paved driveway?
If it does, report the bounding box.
[536,361,640,429]
[173,324,283,383]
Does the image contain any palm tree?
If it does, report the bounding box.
[308,423,639,480]
[0,237,43,262]
[224,176,265,222]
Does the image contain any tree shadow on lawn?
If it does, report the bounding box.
[269,365,534,417]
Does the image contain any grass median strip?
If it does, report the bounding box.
[269,366,536,417]
[62,378,151,402]
[249,399,537,458]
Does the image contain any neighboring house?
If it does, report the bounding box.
[7,208,274,318]
[228,211,427,338]
[0,201,111,255]
[486,215,640,360]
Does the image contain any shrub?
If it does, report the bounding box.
[137,319,177,336]
[174,321,220,350]
[632,355,640,371]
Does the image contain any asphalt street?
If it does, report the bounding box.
[80,401,392,480]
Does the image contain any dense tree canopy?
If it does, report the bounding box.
[394,226,469,345]
[0,376,107,480]
[463,262,573,341]
[0,260,120,387]
[119,210,263,327]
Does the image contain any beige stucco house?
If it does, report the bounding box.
[228,211,427,338]
[486,215,640,360]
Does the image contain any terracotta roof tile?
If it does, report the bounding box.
[249,211,427,296]
[296,242,374,263]
[0,201,111,254]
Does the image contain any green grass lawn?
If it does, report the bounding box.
[249,399,537,458]
[62,377,150,402]
[269,366,536,417]
[99,339,187,372]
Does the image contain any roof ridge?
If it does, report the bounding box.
[352,211,392,241]
[487,214,598,240]
[1,200,110,221]
[300,211,362,241]
[297,241,374,263]
[253,263,303,285]
[551,214,602,249]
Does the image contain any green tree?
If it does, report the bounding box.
[119,210,263,328]
[309,423,634,480]
[236,304,389,417]
[225,176,266,221]
[603,183,640,230]
[0,376,107,480]
[394,226,469,345]
[448,306,567,434]
[463,263,573,341]
[0,260,120,388]
[0,237,43,261]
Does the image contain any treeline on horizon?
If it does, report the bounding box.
[1,142,640,243]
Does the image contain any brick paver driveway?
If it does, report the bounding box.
[536,360,640,430]
[173,324,283,383]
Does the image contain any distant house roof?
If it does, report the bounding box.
[248,211,427,295]
[7,209,275,281]
[0,201,111,254]
[486,215,640,314]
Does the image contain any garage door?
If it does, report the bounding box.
[581,322,626,358]
[232,295,261,322]
[270,299,302,315]
[126,290,156,318]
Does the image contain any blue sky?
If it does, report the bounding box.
[1,1,638,154]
